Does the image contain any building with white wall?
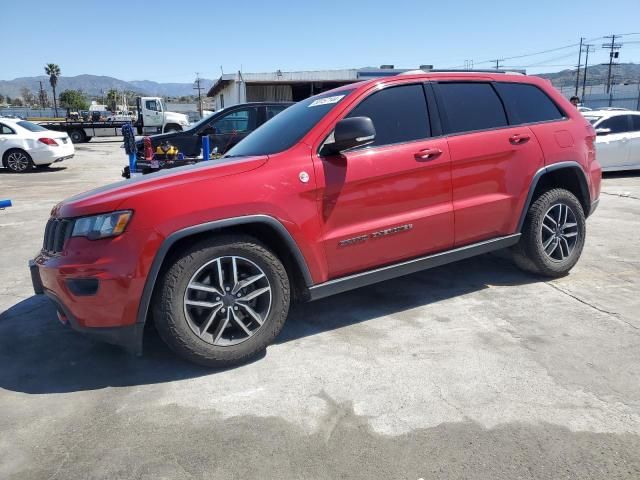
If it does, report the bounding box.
[206,67,416,110]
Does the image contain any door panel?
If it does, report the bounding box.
[317,139,453,278]
[628,116,640,168]
[449,127,545,245]
[595,115,633,169]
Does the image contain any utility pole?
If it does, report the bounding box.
[492,59,503,70]
[581,44,593,102]
[194,73,204,118]
[602,35,622,94]
[38,81,47,108]
[574,37,584,96]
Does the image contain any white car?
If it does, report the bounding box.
[583,110,640,172]
[0,118,74,173]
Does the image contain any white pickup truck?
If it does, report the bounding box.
[38,97,190,143]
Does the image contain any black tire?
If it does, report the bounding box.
[163,124,181,133]
[3,149,33,173]
[153,235,290,367]
[69,129,85,143]
[512,188,586,277]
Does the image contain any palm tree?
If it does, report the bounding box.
[44,63,61,117]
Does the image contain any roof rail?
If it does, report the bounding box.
[399,69,526,76]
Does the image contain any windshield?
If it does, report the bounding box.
[224,89,355,157]
[17,121,48,132]
[583,116,602,125]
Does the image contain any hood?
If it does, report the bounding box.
[164,111,189,125]
[53,155,268,218]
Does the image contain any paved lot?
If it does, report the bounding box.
[1,139,639,479]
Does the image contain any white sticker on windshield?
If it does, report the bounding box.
[308,95,345,107]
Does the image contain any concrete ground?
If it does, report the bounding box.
[1,139,639,479]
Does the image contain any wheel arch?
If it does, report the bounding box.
[136,215,313,326]
[163,123,182,133]
[517,161,591,232]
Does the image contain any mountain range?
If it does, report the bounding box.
[0,75,214,99]
[1,64,639,100]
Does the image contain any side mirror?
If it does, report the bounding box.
[320,117,376,156]
[595,127,611,136]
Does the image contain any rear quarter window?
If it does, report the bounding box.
[495,83,565,124]
[435,82,508,134]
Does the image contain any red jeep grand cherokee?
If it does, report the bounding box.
[30,72,601,366]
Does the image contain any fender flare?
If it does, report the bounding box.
[517,161,591,232]
[136,215,313,325]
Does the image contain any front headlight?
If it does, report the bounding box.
[71,210,133,240]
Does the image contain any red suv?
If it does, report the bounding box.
[30,72,601,366]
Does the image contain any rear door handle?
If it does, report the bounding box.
[509,133,530,145]
[414,148,442,160]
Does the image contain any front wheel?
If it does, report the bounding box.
[512,188,586,277]
[153,235,290,367]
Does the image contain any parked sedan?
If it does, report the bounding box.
[133,102,292,173]
[583,110,640,171]
[0,118,74,173]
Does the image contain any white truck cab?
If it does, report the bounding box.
[138,97,190,134]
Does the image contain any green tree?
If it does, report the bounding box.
[44,63,61,116]
[59,89,89,111]
[0,94,5,104]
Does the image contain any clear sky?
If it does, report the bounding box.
[1,0,639,82]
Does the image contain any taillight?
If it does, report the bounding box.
[585,124,596,165]
[38,138,58,146]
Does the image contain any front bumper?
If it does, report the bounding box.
[28,236,150,355]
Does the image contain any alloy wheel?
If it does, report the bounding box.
[6,152,30,172]
[540,202,579,262]
[183,256,272,346]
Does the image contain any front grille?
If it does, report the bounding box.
[43,218,73,254]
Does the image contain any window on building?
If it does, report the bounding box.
[436,82,508,134]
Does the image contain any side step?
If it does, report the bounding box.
[308,234,521,301]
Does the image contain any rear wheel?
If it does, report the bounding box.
[3,149,33,173]
[153,235,290,367]
[512,188,586,277]
[69,129,85,143]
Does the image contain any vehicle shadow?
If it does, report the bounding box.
[0,166,67,174]
[602,170,640,179]
[0,253,539,394]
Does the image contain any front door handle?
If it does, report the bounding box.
[509,133,530,145]
[414,148,442,160]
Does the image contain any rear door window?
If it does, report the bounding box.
[436,82,507,134]
[495,83,564,124]
[631,115,640,131]
[0,123,15,134]
[599,115,632,134]
[346,84,430,147]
